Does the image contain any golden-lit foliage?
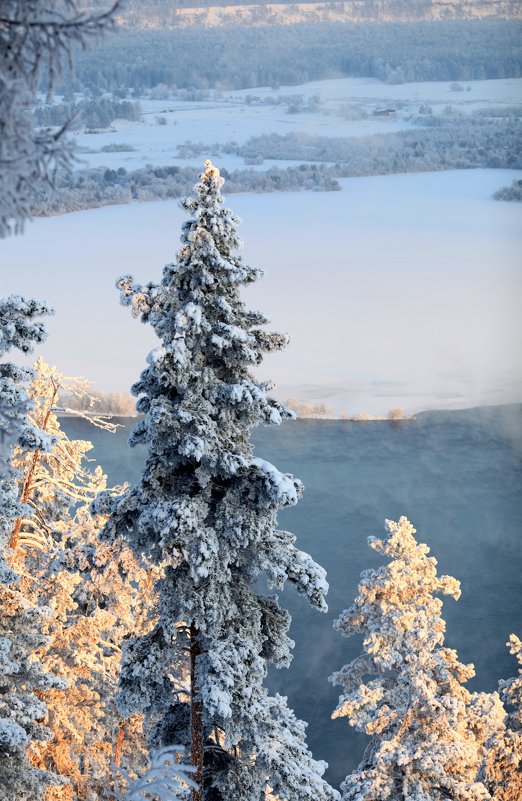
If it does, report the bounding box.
[481,636,522,801]
[10,360,159,799]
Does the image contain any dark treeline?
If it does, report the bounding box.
[58,19,521,95]
[34,97,141,129]
[31,115,521,217]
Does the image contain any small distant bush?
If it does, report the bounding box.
[100,143,136,152]
[244,155,264,165]
[494,179,522,202]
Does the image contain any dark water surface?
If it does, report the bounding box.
[61,405,522,790]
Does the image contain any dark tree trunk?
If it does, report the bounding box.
[190,621,204,801]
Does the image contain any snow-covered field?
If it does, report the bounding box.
[68,76,522,172]
[2,168,520,416]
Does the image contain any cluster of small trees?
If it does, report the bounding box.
[1,162,520,801]
[34,98,141,131]
[494,179,522,202]
[31,163,341,217]
[237,116,522,172]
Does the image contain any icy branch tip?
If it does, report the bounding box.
[203,159,220,179]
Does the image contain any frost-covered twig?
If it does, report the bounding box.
[53,404,122,431]
[113,746,197,800]
[0,0,121,236]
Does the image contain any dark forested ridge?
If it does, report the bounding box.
[59,19,521,94]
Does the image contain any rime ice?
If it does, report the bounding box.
[100,162,338,800]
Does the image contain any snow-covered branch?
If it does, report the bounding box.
[0,0,120,236]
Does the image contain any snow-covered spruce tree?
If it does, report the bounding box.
[0,295,65,800]
[97,161,338,801]
[0,296,46,469]
[481,635,522,800]
[0,0,120,236]
[9,359,155,800]
[330,516,505,801]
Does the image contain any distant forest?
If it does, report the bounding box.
[57,19,522,94]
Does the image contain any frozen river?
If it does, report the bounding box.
[1,168,521,415]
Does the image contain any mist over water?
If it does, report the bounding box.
[62,404,522,789]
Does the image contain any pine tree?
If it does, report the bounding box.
[0,295,64,800]
[481,635,522,801]
[96,161,339,801]
[10,359,155,800]
[330,516,504,801]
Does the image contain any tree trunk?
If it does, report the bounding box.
[10,378,59,551]
[114,720,125,767]
[190,621,204,801]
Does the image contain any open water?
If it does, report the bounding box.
[61,404,522,789]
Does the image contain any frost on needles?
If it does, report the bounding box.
[330,517,507,801]
[96,161,338,800]
[0,294,64,800]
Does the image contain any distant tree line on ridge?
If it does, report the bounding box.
[56,19,521,96]
[284,399,410,421]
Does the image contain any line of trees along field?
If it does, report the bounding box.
[31,115,522,216]
[56,19,521,95]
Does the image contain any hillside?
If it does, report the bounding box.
[81,0,522,29]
